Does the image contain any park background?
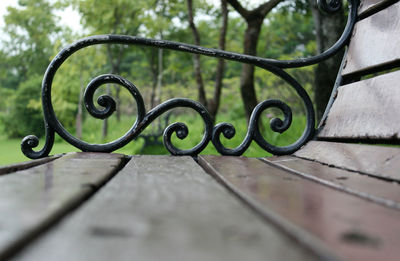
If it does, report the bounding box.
[0,0,345,165]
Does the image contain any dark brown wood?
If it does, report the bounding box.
[264,156,400,209]
[358,0,399,19]
[319,70,400,140]
[199,155,400,261]
[0,155,61,176]
[0,152,125,260]
[11,156,320,261]
[342,1,400,76]
[294,141,400,181]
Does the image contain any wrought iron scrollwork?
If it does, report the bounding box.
[21,0,359,159]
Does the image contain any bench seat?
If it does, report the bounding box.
[1,145,399,261]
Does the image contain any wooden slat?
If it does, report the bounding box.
[264,156,400,209]
[11,156,322,261]
[319,70,400,140]
[342,1,400,76]
[199,155,400,261]
[0,155,61,176]
[358,0,399,18]
[294,141,400,181]
[0,152,124,260]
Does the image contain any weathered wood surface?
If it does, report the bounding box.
[199,155,400,261]
[0,152,125,260]
[342,1,400,76]
[294,141,400,181]
[358,0,399,18]
[0,155,60,176]
[264,156,400,209]
[11,156,320,261]
[319,70,400,140]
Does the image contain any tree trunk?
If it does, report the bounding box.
[76,71,84,140]
[149,49,158,109]
[240,19,263,121]
[208,0,228,121]
[227,0,282,121]
[102,85,111,140]
[309,0,345,121]
[187,0,208,108]
[155,48,163,106]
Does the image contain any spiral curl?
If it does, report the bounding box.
[318,0,343,14]
[21,0,358,158]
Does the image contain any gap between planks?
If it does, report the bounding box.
[9,155,325,261]
[0,152,129,261]
[198,155,400,261]
[261,156,400,210]
[0,155,62,176]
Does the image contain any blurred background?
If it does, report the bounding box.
[0,0,345,165]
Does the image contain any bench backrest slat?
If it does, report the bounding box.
[318,0,400,143]
[319,70,400,140]
[342,1,400,77]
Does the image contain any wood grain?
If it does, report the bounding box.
[11,156,320,261]
[199,155,400,261]
[319,70,400,140]
[294,141,400,181]
[342,1,400,76]
[264,156,400,209]
[0,152,124,260]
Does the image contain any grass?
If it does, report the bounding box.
[0,138,78,166]
[0,111,308,166]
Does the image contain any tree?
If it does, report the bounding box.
[71,0,144,138]
[308,0,345,121]
[186,0,229,121]
[227,0,283,121]
[0,0,62,138]
[208,0,228,119]
[187,0,208,108]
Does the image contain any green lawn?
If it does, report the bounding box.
[0,112,308,166]
[0,139,78,166]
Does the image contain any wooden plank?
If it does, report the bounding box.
[319,70,400,140]
[11,156,323,261]
[264,156,400,209]
[0,152,125,260]
[0,155,61,176]
[342,1,400,76]
[358,0,399,18]
[199,155,400,261]
[294,141,400,181]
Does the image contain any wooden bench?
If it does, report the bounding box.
[1,0,400,260]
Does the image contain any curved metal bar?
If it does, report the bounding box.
[21,0,357,159]
[318,0,343,14]
[212,67,315,156]
[21,72,212,158]
[21,123,55,159]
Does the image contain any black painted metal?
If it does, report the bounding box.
[21,0,359,159]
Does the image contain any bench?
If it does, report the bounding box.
[1,0,400,260]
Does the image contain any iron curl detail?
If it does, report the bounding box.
[212,66,315,156]
[21,0,358,158]
[21,71,213,159]
[318,0,342,14]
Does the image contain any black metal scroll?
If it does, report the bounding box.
[21,0,359,159]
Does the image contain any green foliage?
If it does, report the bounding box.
[0,0,319,164]
[1,75,44,138]
[3,0,62,78]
